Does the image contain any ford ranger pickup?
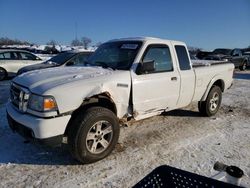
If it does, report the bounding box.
[7,37,234,163]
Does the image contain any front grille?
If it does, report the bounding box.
[10,83,30,112]
[10,83,21,108]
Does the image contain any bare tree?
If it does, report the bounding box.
[0,37,30,46]
[71,39,82,46]
[81,37,92,49]
[188,46,202,55]
[46,40,57,46]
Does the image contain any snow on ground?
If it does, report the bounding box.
[0,71,249,187]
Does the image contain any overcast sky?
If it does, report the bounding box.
[0,0,249,50]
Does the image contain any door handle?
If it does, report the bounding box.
[171,77,177,81]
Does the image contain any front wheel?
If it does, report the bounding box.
[198,86,222,117]
[68,107,120,164]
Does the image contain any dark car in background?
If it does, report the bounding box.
[230,49,249,70]
[196,50,213,60]
[243,51,250,63]
[17,50,93,75]
[204,48,232,61]
[204,48,249,70]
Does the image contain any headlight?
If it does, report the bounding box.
[28,94,58,112]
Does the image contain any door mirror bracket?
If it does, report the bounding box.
[136,60,155,74]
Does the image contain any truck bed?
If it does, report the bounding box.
[191,60,230,67]
[191,62,234,102]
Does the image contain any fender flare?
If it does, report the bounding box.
[201,75,225,101]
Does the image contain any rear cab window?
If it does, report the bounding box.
[175,45,191,70]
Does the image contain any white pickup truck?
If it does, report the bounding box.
[7,37,234,163]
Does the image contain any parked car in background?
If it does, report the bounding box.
[229,49,249,70]
[0,49,43,80]
[0,47,55,61]
[204,48,232,61]
[204,48,249,70]
[17,50,94,75]
[243,51,250,64]
[196,50,213,60]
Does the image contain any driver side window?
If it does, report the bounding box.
[142,45,173,73]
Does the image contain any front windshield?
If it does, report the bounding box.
[46,52,76,65]
[87,41,142,70]
[213,49,232,55]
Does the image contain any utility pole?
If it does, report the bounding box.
[75,22,78,40]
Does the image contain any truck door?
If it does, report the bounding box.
[131,43,180,119]
[174,44,195,108]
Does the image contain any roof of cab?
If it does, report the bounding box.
[108,37,184,44]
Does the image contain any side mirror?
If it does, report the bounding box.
[136,60,155,74]
[66,61,74,66]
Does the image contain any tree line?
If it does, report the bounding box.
[1,37,249,51]
[0,37,102,49]
[0,37,30,46]
[46,37,97,49]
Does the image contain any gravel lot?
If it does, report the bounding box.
[0,71,249,187]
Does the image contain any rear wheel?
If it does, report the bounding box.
[0,67,7,81]
[198,86,222,117]
[239,61,247,71]
[68,107,120,164]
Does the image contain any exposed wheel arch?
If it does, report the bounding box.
[198,85,222,116]
[212,79,225,92]
[201,79,225,101]
[64,93,117,136]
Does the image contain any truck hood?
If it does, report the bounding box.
[13,66,115,94]
[13,66,131,116]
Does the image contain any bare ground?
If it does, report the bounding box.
[0,71,249,188]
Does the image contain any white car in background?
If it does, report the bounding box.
[0,49,44,80]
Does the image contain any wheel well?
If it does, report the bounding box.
[64,93,117,136]
[0,67,7,80]
[0,67,7,74]
[213,79,225,92]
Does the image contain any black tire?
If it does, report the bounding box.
[0,67,7,81]
[239,61,247,71]
[198,86,222,117]
[68,107,120,164]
